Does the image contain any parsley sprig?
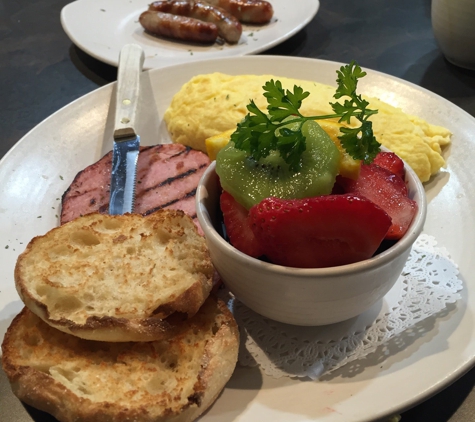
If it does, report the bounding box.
[230,61,380,172]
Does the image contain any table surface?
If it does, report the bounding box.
[2,0,475,421]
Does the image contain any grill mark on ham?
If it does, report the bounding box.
[142,165,206,194]
[143,187,198,216]
[60,144,211,234]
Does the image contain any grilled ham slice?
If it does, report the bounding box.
[61,144,211,232]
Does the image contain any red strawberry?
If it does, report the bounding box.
[220,191,265,258]
[249,194,392,268]
[373,151,405,180]
[337,163,417,240]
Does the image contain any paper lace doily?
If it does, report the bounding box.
[219,234,462,379]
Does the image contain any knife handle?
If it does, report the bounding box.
[114,44,145,139]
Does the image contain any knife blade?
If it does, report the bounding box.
[109,44,145,215]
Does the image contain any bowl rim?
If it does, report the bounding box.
[196,159,427,278]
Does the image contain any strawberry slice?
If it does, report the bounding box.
[220,190,265,258]
[249,194,392,268]
[337,163,417,240]
[373,151,405,180]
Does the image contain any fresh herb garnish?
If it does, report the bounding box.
[230,60,380,172]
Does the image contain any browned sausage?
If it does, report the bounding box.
[202,0,274,24]
[149,0,242,44]
[139,10,218,43]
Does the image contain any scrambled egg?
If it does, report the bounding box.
[367,96,451,182]
[164,73,452,182]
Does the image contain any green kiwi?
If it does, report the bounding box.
[216,120,340,209]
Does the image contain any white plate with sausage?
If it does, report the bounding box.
[60,0,320,69]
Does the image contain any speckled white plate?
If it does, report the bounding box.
[60,0,320,69]
[0,56,473,422]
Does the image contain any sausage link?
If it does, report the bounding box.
[202,0,274,24]
[149,0,242,44]
[139,10,218,43]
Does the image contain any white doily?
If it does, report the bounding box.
[219,234,462,379]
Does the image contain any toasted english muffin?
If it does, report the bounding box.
[15,210,214,342]
[1,297,239,422]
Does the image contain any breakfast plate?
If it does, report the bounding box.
[60,0,320,70]
[0,56,474,422]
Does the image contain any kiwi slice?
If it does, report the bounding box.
[216,120,340,209]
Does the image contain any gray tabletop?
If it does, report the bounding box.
[2,0,475,421]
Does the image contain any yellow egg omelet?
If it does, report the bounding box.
[164,73,452,182]
[164,73,336,152]
[367,97,451,182]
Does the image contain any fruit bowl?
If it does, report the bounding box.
[196,161,427,326]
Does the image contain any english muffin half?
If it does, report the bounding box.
[2,296,239,422]
[15,210,214,341]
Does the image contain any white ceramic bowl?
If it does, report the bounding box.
[196,161,427,326]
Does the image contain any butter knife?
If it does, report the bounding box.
[109,44,145,215]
